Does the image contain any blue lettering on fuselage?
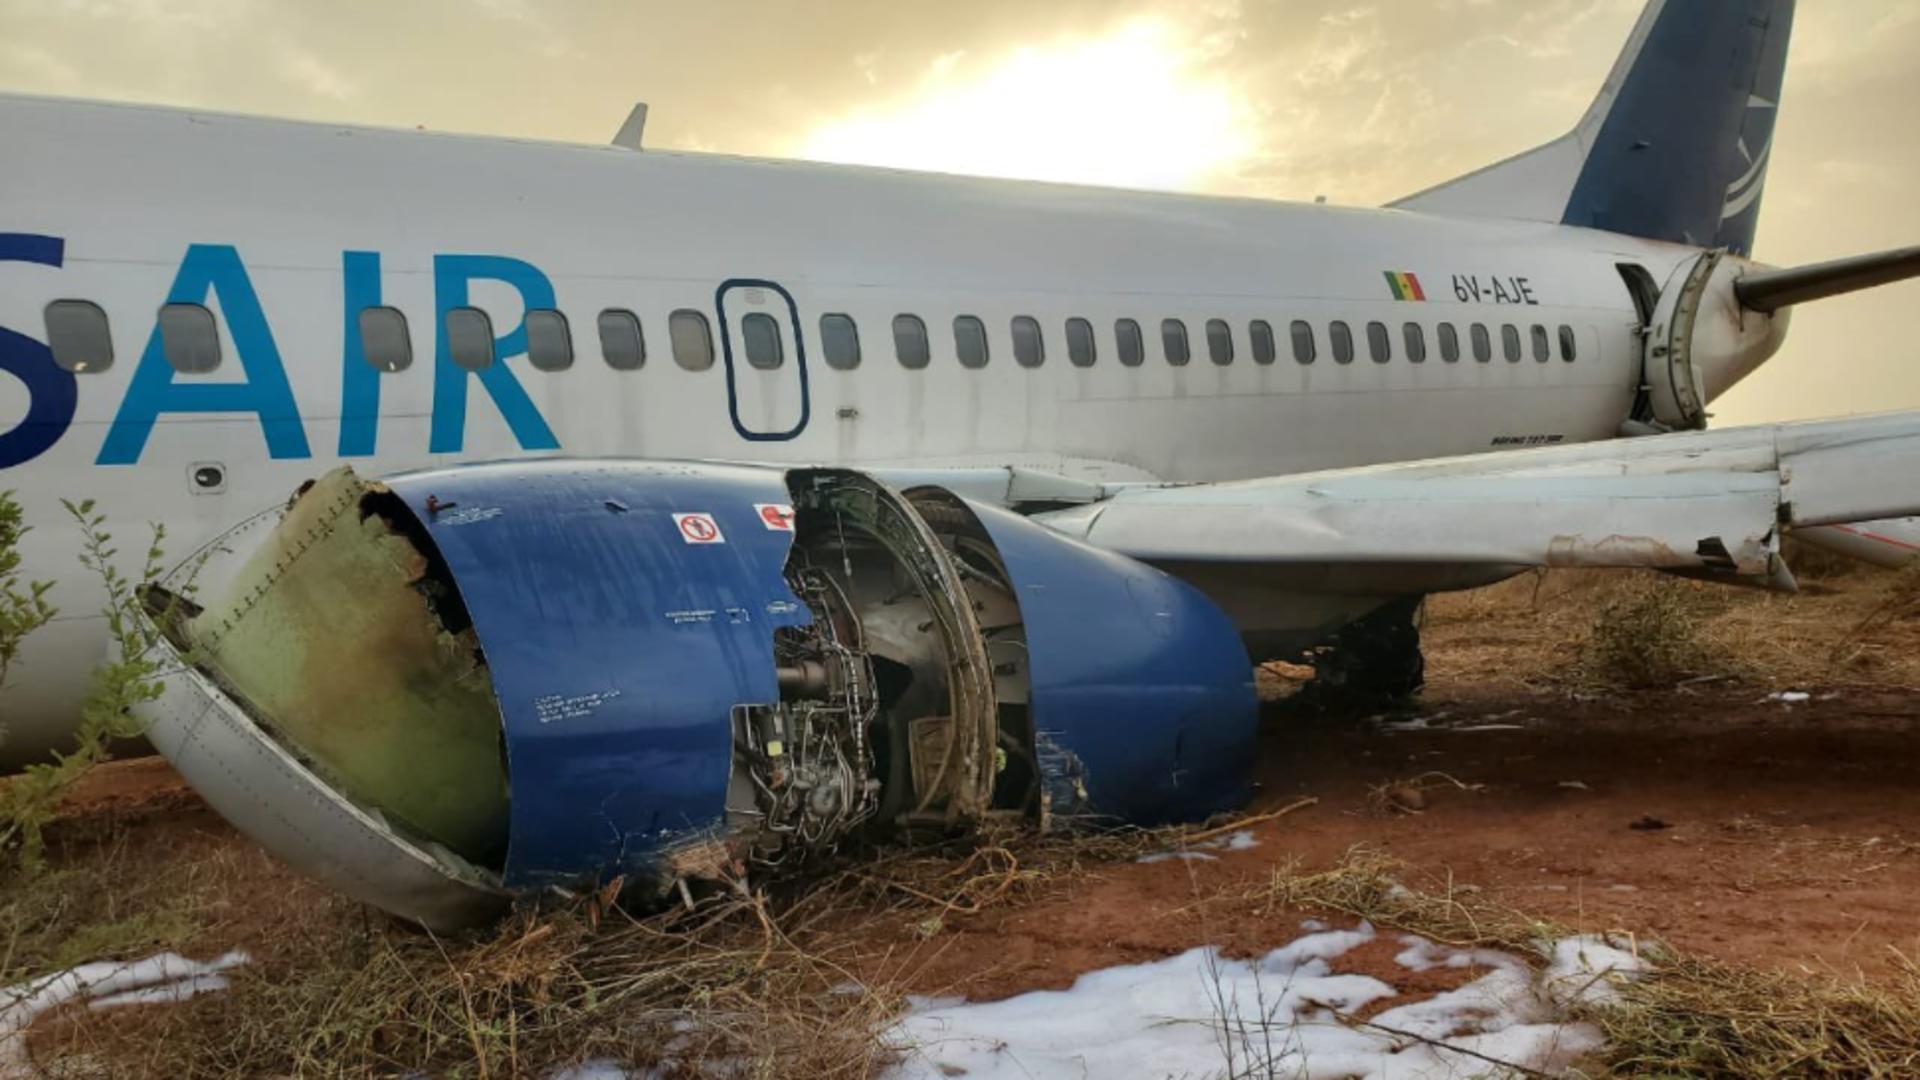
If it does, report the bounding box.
[429,254,561,454]
[0,234,77,469]
[98,244,311,465]
[2,240,567,468]
[338,250,384,457]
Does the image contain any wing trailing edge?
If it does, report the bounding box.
[1038,411,1920,589]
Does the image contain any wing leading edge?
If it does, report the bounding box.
[1038,412,1920,590]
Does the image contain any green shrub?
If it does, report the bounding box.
[1582,577,1724,690]
[0,488,57,705]
[0,500,168,873]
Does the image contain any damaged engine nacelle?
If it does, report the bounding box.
[1640,250,1791,431]
[137,462,1256,929]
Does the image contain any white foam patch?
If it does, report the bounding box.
[1218,830,1261,852]
[1393,934,1520,976]
[1135,850,1217,864]
[887,929,1641,1080]
[1136,828,1261,863]
[547,1062,636,1080]
[88,972,233,1011]
[0,950,248,1071]
[1543,935,1648,1007]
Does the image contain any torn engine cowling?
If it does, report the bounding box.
[137,462,1256,930]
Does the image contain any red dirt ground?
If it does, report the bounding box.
[47,671,1920,1013]
[31,564,1920,1020]
[849,683,1920,1001]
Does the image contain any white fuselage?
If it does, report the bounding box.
[0,93,1736,759]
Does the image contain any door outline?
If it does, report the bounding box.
[715,278,810,442]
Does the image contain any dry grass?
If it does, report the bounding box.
[1424,562,1920,693]
[1599,949,1920,1078]
[19,805,1920,1077]
[25,824,1175,1078]
[0,829,209,988]
[20,556,1920,1076]
[1246,847,1920,1079]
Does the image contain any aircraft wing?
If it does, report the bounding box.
[1036,412,1920,587]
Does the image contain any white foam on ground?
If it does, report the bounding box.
[1135,850,1218,864]
[88,972,234,1011]
[1219,830,1261,852]
[887,928,1642,1079]
[1137,828,1262,863]
[0,950,248,1075]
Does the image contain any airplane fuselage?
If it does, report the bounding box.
[0,93,1769,760]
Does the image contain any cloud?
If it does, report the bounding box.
[278,49,356,102]
[0,0,1914,423]
[799,16,1263,191]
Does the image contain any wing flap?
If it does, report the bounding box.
[1040,413,1920,582]
[1778,413,1920,527]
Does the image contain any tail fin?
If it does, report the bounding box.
[1392,0,1795,257]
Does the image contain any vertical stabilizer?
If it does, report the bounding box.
[1393,0,1794,256]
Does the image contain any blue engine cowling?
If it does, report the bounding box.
[139,460,1257,927]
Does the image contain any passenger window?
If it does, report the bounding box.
[357,306,412,373]
[955,315,989,369]
[1438,322,1460,364]
[1066,317,1096,367]
[893,314,930,369]
[820,313,860,370]
[742,312,784,370]
[1115,318,1145,367]
[445,307,495,372]
[1558,324,1578,362]
[1330,321,1354,365]
[1011,315,1045,368]
[1366,320,1391,363]
[525,309,574,372]
[1161,319,1190,366]
[1403,322,1427,364]
[159,303,220,374]
[598,309,645,370]
[1471,323,1492,363]
[1205,319,1233,365]
[1501,324,1522,362]
[44,300,113,373]
[669,309,715,371]
[1250,320,1276,365]
[1290,320,1316,364]
[1530,324,1551,363]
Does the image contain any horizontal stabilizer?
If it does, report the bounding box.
[1735,245,1920,312]
[1796,519,1920,569]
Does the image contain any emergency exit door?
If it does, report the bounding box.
[716,278,810,441]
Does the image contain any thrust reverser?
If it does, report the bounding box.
[137,462,1257,929]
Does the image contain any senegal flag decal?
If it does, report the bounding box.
[1384,271,1427,301]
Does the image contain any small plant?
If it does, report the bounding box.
[1581,576,1725,690]
[0,500,169,874]
[0,488,57,710]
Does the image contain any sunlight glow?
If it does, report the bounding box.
[799,20,1259,191]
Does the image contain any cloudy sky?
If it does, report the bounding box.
[3,0,1916,425]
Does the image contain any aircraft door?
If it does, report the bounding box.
[716,279,810,441]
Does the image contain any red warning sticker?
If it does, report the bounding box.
[673,512,725,544]
[755,503,796,531]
